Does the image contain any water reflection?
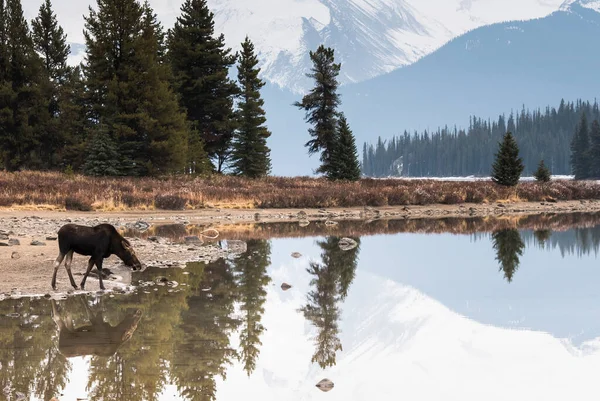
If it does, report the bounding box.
[492,229,525,283]
[6,216,600,399]
[51,298,142,358]
[300,237,361,369]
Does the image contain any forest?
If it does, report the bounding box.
[362,99,599,177]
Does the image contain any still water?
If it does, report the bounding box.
[2,216,600,401]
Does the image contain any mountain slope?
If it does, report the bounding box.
[210,0,565,91]
[23,0,564,92]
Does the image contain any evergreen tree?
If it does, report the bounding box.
[83,129,120,176]
[492,229,525,283]
[58,66,88,170]
[588,119,600,178]
[31,0,69,82]
[31,0,72,169]
[330,114,361,181]
[231,37,271,178]
[295,45,341,178]
[571,113,591,179]
[167,0,238,172]
[533,159,551,183]
[0,0,48,171]
[491,132,524,186]
[83,0,190,176]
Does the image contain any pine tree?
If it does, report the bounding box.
[570,113,591,180]
[491,132,524,186]
[588,119,600,178]
[330,114,361,181]
[31,0,71,169]
[83,0,190,176]
[295,45,341,178]
[231,37,271,178]
[0,0,47,171]
[533,159,551,183]
[83,129,120,176]
[167,0,238,172]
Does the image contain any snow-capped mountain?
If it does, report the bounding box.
[208,0,566,92]
[24,0,565,92]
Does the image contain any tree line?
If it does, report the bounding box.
[362,99,600,177]
[0,0,362,181]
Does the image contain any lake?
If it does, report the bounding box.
[2,214,600,401]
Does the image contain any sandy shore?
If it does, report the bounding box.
[1,200,599,296]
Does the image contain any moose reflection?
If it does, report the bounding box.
[51,298,143,358]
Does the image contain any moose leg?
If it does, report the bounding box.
[64,251,78,289]
[95,258,106,290]
[50,300,65,330]
[80,257,95,290]
[51,252,66,290]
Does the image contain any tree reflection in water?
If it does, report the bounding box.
[492,229,525,283]
[300,236,361,369]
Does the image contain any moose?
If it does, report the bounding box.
[52,223,142,291]
[51,298,143,358]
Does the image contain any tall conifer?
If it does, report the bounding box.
[295,45,341,178]
[31,0,72,168]
[588,119,600,178]
[167,0,238,172]
[330,114,361,181]
[83,0,190,175]
[231,37,271,178]
[0,0,47,170]
[491,132,524,186]
[571,113,590,179]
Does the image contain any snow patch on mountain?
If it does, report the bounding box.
[560,0,600,11]
[209,0,567,91]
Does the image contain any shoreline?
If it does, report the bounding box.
[1,199,600,223]
[1,200,600,297]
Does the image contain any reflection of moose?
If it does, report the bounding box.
[51,299,143,358]
[52,224,143,290]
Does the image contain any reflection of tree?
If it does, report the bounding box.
[0,297,72,400]
[171,261,241,401]
[233,239,272,375]
[492,229,525,283]
[533,229,552,248]
[300,237,361,369]
[86,266,196,401]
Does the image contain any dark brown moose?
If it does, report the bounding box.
[52,223,142,290]
[51,299,143,358]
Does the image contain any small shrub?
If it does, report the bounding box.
[64,165,75,179]
[465,188,485,203]
[65,196,93,211]
[441,192,464,205]
[412,188,437,205]
[155,194,187,210]
[387,189,411,205]
[120,193,139,207]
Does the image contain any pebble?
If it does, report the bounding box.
[31,240,46,246]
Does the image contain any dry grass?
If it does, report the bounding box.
[1,171,600,211]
